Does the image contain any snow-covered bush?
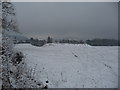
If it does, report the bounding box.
[2,32,15,88]
[8,51,43,88]
[2,33,44,88]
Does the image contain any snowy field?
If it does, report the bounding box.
[15,43,118,88]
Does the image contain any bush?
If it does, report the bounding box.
[11,52,24,66]
[30,38,46,47]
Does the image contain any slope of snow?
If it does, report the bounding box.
[15,43,118,88]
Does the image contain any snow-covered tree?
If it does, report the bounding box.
[1,2,18,88]
[0,2,2,90]
[1,2,44,88]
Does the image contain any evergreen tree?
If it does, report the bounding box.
[47,36,52,43]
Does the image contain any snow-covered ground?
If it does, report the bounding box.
[15,43,118,88]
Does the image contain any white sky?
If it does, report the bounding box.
[13,2,118,40]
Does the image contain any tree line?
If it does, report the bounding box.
[86,39,119,46]
[29,37,120,47]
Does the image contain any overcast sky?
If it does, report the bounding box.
[13,2,118,40]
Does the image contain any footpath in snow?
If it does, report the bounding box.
[15,43,118,88]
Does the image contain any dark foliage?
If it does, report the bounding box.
[86,39,119,46]
[59,39,85,44]
[47,36,53,43]
[30,38,46,47]
[11,52,24,66]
